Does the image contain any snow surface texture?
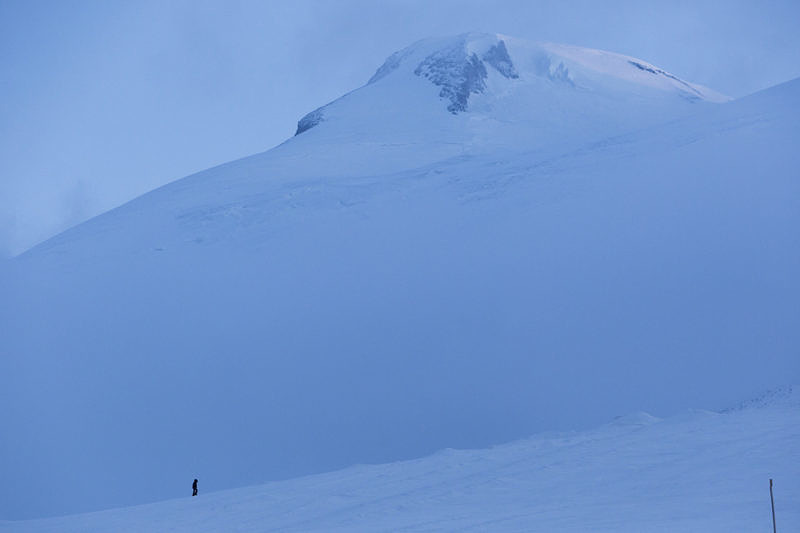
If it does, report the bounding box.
[1,33,798,519]
[2,390,797,532]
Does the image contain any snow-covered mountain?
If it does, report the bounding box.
[287,33,729,179]
[3,388,798,532]
[300,32,728,131]
[1,33,798,520]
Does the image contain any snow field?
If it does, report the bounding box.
[3,390,797,532]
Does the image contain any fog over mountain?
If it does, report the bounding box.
[1,33,798,523]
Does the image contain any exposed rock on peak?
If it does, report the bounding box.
[413,37,522,114]
[295,107,325,135]
[414,47,489,114]
[722,385,800,412]
[483,40,519,79]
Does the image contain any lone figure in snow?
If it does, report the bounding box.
[192,479,198,497]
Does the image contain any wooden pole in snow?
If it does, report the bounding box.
[770,479,776,533]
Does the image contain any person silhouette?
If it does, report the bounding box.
[192,478,198,497]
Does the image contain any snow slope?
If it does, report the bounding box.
[2,388,797,532]
[1,34,798,519]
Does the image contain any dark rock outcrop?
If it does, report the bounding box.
[415,48,488,114]
[483,40,519,79]
[295,107,324,135]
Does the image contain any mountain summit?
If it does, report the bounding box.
[282,33,730,177]
[295,33,728,139]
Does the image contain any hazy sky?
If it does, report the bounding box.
[1,0,799,255]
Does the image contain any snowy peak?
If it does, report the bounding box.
[295,33,729,136]
[362,32,575,101]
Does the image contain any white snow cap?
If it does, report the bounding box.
[297,32,729,135]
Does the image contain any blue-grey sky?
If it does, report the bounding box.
[1,0,799,255]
